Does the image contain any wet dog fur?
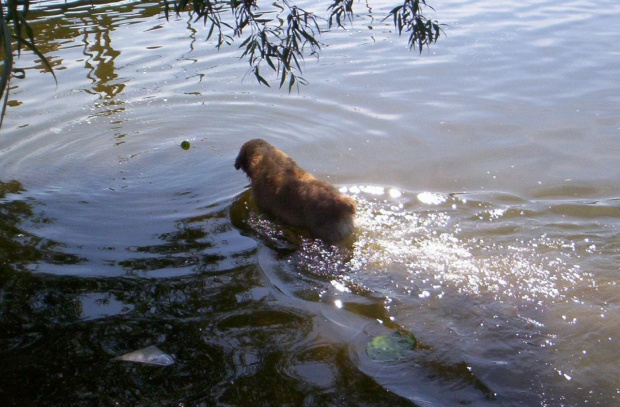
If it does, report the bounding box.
[235,139,356,243]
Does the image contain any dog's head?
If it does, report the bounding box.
[234,138,270,179]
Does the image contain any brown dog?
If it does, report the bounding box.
[235,139,356,243]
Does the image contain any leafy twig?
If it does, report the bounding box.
[386,0,444,52]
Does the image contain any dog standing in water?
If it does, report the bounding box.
[234,139,356,243]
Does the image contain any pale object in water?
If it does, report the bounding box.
[113,345,175,366]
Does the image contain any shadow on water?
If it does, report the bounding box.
[0,182,370,405]
[3,179,616,405]
[1,179,499,406]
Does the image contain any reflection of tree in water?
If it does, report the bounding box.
[81,13,125,100]
[1,179,86,341]
[117,203,255,273]
[2,281,416,405]
[0,184,415,405]
[118,217,225,272]
[1,187,494,406]
[0,179,85,271]
[8,2,142,107]
[11,1,168,111]
[0,199,414,405]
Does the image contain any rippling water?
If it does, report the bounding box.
[1,0,618,405]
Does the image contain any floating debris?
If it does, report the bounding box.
[366,332,417,362]
[113,345,174,366]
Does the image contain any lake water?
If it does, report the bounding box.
[1,0,619,405]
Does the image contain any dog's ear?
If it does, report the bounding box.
[234,148,263,179]
[235,139,269,178]
[234,152,245,171]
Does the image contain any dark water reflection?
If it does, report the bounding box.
[0,185,411,406]
[1,184,501,406]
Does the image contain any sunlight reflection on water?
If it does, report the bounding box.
[237,184,616,403]
[240,185,598,310]
[335,187,594,307]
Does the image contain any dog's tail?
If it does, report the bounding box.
[315,217,355,243]
[312,196,356,243]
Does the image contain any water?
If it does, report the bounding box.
[1,0,619,405]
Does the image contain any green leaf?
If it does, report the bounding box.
[265,55,276,71]
[254,67,270,87]
[288,73,295,92]
[10,35,57,85]
[279,69,287,88]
